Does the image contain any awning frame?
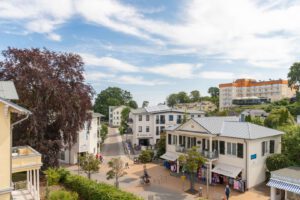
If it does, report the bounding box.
[211,163,243,178]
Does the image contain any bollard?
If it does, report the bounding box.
[198,186,203,197]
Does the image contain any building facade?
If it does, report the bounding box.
[219,79,295,110]
[164,116,283,189]
[175,101,217,112]
[0,81,42,200]
[60,112,103,164]
[109,105,126,127]
[128,105,205,147]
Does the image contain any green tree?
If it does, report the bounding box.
[166,93,178,107]
[127,100,138,109]
[177,91,190,103]
[264,107,295,128]
[156,133,166,157]
[190,90,200,102]
[138,150,154,163]
[142,101,149,108]
[106,157,127,188]
[279,125,300,165]
[288,63,300,102]
[119,107,131,135]
[93,87,133,119]
[100,124,108,143]
[178,147,206,192]
[79,154,100,179]
[266,154,291,172]
[208,87,219,98]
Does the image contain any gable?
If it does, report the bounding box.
[178,119,209,133]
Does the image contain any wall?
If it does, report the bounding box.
[0,103,12,200]
[247,136,281,188]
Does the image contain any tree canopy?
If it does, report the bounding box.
[79,154,100,179]
[0,48,93,168]
[208,87,219,98]
[142,101,149,108]
[93,87,136,119]
[190,90,200,102]
[264,107,295,128]
[106,157,127,188]
[288,62,300,91]
[119,107,131,135]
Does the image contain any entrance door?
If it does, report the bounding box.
[139,139,150,146]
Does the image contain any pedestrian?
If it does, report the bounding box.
[125,162,129,169]
[224,184,230,200]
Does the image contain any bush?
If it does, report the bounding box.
[45,168,61,186]
[266,154,291,172]
[138,150,153,163]
[62,174,141,200]
[49,190,78,200]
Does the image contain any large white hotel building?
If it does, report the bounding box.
[219,79,295,110]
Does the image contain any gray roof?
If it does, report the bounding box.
[131,105,205,115]
[0,81,19,100]
[193,116,239,134]
[271,167,300,181]
[93,112,104,118]
[0,97,31,114]
[165,124,181,131]
[186,116,283,139]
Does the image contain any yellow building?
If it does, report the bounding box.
[0,81,42,200]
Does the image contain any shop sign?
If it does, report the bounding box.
[251,154,257,160]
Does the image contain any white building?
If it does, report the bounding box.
[267,167,300,200]
[164,116,283,189]
[128,105,205,147]
[60,112,103,164]
[109,105,126,127]
[219,79,295,110]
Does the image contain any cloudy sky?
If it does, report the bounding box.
[0,0,299,106]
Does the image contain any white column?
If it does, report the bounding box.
[209,161,212,184]
[209,136,212,152]
[33,169,36,200]
[29,170,32,193]
[270,187,276,200]
[37,169,40,200]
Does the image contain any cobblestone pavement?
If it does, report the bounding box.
[67,127,270,200]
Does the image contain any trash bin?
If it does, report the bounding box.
[198,186,203,197]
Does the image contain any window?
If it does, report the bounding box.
[237,143,244,158]
[172,135,177,145]
[160,126,165,133]
[156,115,159,124]
[179,135,183,145]
[156,127,159,135]
[191,137,196,147]
[198,115,201,117]
[60,151,65,160]
[146,115,150,121]
[227,142,237,156]
[139,115,142,121]
[138,126,142,132]
[270,140,275,154]
[168,134,172,145]
[160,115,165,124]
[262,141,269,156]
[169,115,174,121]
[219,141,225,155]
[146,126,150,132]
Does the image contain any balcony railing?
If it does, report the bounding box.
[175,145,219,160]
[12,146,42,173]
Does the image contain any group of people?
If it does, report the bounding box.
[95,153,103,163]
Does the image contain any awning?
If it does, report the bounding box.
[211,163,242,178]
[267,179,300,194]
[160,152,179,161]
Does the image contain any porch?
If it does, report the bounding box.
[12,146,42,200]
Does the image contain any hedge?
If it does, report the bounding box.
[61,172,141,200]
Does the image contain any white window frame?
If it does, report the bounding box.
[138,126,142,132]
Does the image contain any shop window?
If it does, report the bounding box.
[168,134,172,145]
[237,143,243,158]
[270,140,275,154]
[219,141,225,155]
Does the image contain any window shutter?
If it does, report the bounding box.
[270,140,275,154]
[262,142,265,156]
[219,141,225,155]
[202,139,206,150]
[237,143,244,158]
[168,134,172,145]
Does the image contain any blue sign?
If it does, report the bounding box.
[251,154,257,160]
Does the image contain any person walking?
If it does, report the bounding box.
[224,185,230,200]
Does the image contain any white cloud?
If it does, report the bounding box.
[84,72,115,81]
[146,63,202,79]
[112,75,169,86]
[80,53,139,72]
[199,71,235,80]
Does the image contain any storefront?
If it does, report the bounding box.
[211,163,246,192]
[160,152,179,173]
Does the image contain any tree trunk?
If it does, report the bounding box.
[189,173,195,191]
[116,176,119,188]
[88,172,91,179]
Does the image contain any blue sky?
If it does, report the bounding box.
[0,0,299,106]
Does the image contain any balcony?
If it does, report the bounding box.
[175,145,219,160]
[12,146,42,173]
